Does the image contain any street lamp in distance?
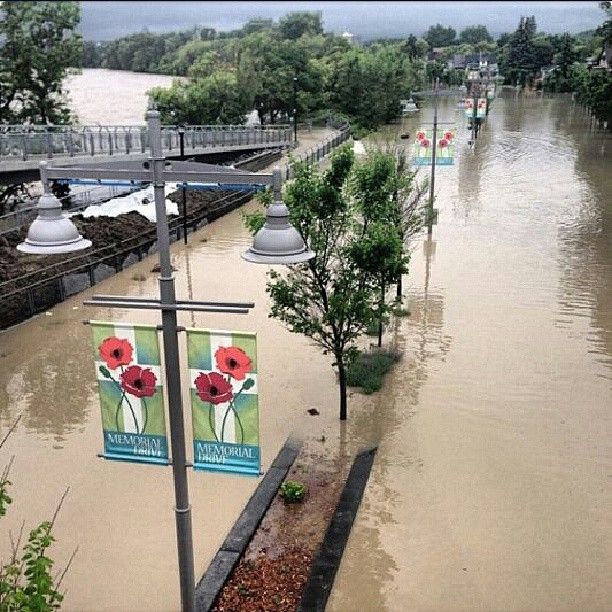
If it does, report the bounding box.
[292,76,298,146]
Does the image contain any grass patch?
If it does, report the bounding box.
[393,306,410,317]
[365,321,380,336]
[347,348,401,394]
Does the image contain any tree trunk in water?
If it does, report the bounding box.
[338,360,347,421]
[378,280,385,348]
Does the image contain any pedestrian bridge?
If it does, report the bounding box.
[0,123,293,182]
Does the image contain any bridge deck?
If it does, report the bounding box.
[0,124,292,174]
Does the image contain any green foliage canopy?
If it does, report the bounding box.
[0,1,83,124]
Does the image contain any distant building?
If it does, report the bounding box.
[466,53,498,81]
[448,54,467,70]
[341,31,357,45]
[597,40,612,71]
[427,47,444,62]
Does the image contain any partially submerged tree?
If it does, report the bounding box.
[247,145,382,420]
[0,415,77,610]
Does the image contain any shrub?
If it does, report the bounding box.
[346,348,401,394]
[279,480,307,503]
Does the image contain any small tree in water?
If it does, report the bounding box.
[0,415,76,610]
[247,145,381,420]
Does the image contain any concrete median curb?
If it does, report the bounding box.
[297,446,378,612]
[194,435,303,612]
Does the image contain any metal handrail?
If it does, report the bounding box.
[0,124,292,161]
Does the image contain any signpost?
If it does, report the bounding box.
[410,78,456,234]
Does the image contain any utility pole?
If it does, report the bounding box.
[471,84,478,145]
[428,76,439,235]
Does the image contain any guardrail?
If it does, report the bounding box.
[282,122,351,180]
[0,124,292,161]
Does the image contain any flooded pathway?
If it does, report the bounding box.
[328,92,612,610]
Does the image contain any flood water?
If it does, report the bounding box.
[63,68,180,124]
[328,92,612,611]
[0,91,610,611]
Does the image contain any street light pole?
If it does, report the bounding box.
[428,76,439,235]
[33,104,309,612]
[178,126,188,245]
[292,76,298,145]
[149,108,196,612]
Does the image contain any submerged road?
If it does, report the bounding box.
[328,93,612,610]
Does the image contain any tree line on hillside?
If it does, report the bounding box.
[0,3,610,131]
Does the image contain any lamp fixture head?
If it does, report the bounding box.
[17,192,92,254]
[242,199,314,265]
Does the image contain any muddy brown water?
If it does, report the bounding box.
[328,92,612,611]
[0,91,610,611]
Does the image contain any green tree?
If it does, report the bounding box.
[327,44,418,131]
[278,11,323,40]
[585,68,612,128]
[459,25,493,45]
[547,33,577,92]
[502,15,546,86]
[0,1,82,124]
[0,417,75,611]
[424,24,457,48]
[257,146,382,420]
[349,150,407,347]
[149,71,248,124]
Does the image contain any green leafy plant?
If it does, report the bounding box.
[0,415,76,611]
[279,480,307,503]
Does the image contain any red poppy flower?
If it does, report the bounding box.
[416,131,426,141]
[194,372,233,405]
[444,131,454,141]
[421,139,430,148]
[99,337,133,370]
[215,346,252,381]
[438,138,448,148]
[120,365,157,398]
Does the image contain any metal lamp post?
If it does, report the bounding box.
[427,76,440,235]
[28,100,309,612]
[178,125,188,244]
[292,76,298,145]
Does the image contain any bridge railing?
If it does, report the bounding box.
[0,124,292,161]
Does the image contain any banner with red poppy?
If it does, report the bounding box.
[91,321,169,465]
[413,129,455,166]
[477,98,487,118]
[187,328,260,477]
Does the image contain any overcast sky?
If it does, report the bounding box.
[80,1,605,41]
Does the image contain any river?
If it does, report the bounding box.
[63,68,180,124]
[0,84,610,611]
